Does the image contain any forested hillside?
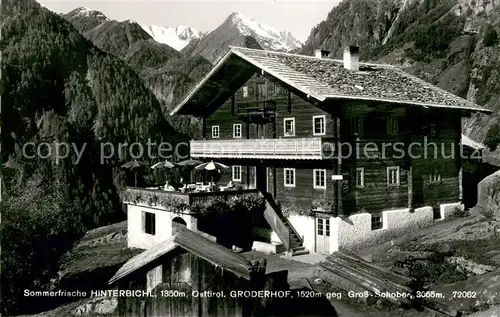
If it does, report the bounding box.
[63,8,213,138]
[0,0,186,314]
[301,0,500,159]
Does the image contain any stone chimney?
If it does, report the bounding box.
[343,45,360,71]
[314,48,330,58]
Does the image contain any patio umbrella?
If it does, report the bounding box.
[195,161,229,171]
[177,159,203,183]
[151,160,177,169]
[177,159,203,167]
[121,159,148,187]
[195,161,229,184]
[151,160,177,186]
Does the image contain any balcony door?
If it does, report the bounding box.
[316,218,330,255]
[256,164,267,193]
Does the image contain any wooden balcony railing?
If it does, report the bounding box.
[190,137,324,160]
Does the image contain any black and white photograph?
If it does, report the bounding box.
[1,0,500,316]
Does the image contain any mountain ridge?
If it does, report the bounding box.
[181,11,303,63]
[140,24,203,51]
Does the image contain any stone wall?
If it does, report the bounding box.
[282,203,463,254]
[477,170,500,219]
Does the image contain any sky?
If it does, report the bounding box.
[37,0,341,42]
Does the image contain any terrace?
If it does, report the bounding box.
[122,186,261,214]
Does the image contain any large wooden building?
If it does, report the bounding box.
[169,46,491,254]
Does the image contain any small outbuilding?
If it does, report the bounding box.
[109,227,288,317]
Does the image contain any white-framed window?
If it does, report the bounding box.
[242,85,248,98]
[313,115,326,136]
[284,118,295,137]
[430,168,441,183]
[233,124,242,138]
[387,166,400,186]
[284,168,295,187]
[211,125,219,139]
[371,213,383,230]
[387,117,399,136]
[232,165,242,182]
[317,218,330,236]
[313,169,326,189]
[355,167,364,188]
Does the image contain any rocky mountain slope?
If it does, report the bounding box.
[301,0,500,151]
[182,12,303,63]
[141,24,203,51]
[63,7,182,71]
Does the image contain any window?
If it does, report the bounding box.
[274,82,283,95]
[317,218,330,236]
[257,83,266,100]
[387,166,400,186]
[143,211,156,235]
[351,117,364,135]
[430,168,441,183]
[371,213,383,230]
[212,126,219,138]
[232,165,242,181]
[387,117,399,136]
[284,168,295,187]
[313,115,326,136]
[283,118,295,137]
[242,86,248,98]
[313,169,326,189]
[233,124,242,138]
[355,167,364,188]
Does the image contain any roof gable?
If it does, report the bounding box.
[171,47,491,116]
[109,228,254,284]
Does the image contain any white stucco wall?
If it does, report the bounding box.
[127,203,196,249]
[440,202,465,219]
[287,215,316,252]
[330,206,435,252]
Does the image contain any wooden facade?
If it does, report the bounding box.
[111,227,288,317]
[197,73,462,217]
[169,46,490,254]
[116,248,260,317]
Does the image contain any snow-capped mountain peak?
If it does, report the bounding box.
[140,24,202,51]
[70,7,109,21]
[224,12,303,52]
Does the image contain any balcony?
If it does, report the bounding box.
[190,137,326,160]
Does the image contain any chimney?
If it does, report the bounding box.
[343,45,360,71]
[314,48,330,58]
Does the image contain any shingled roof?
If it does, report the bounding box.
[109,227,254,284]
[461,134,485,150]
[171,47,491,115]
